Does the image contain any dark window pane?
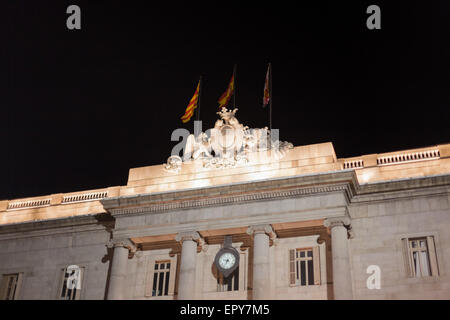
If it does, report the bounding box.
[296,251,298,258]
[152,272,158,296]
[307,250,313,257]
[6,277,14,300]
[61,271,68,298]
[155,264,159,270]
[300,251,305,258]
[296,261,299,280]
[308,260,314,284]
[11,279,17,300]
[166,263,170,269]
[158,272,164,296]
[300,261,306,286]
[164,271,170,295]
[67,288,73,300]
[71,289,77,300]
[160,263,165,269]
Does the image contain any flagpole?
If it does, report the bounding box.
[233,64,237,109]
[269,63,272,133]
[197,75,202,122]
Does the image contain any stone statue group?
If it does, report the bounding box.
[165,108,293,173]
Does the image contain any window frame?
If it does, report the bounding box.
[289,246,321,287]
[151,260,172,297]
[57,265,86,300]
[402,235,439,278]
[0,273,23,300]
[145,254,177,299]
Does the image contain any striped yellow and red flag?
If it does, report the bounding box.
[218,72,235,109]
[181,81,200,123]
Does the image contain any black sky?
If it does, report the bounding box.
[2,1,450,200]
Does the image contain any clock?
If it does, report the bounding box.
[218,252,236,270]
[214,235,239,278]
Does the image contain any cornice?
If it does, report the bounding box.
[108,182,354,216]
[0,213,114,239]
[352,174,450,203]
[103,172,450,217]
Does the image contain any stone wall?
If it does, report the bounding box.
[0,218,111,300]
[349,189,450,299]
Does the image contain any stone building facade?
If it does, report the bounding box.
[1,141,449,300]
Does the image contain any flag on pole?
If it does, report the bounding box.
[218,70,235,109]
[263,63,271,108]
[181,80,200,123]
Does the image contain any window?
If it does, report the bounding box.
[59,266,84,300]
[289,247,320,286]
[217,268,239,292]
[0,273,22,300]
[152,261,171,296]
[403,236,439,277]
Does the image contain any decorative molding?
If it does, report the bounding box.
[7,198,51,211]
[175,231,200,243]
[246,224,273,236]
[247,224,277,245]
[132,249,143,259]
[342,159,364,169]
[377,149,440,166]
[324,216,353,239]
[109,183,353,216]
[0,214,113,239]
[323,216,350,229]
[316,234,326,245]
[62,191,108,204]
[175,231,207,252]
[197,237,208,252]
[106,238,135,252]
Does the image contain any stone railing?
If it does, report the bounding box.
[339,146,445,170]
[1,187,119,212]
[377,149,440,166]
[342,159,364,169]
[62,191,108,204]
[7,198,52,210]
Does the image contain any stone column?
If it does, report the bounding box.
[324,217,353,300]
[176,231,200,300]
[247,224,275,300]
[106,239,134,300]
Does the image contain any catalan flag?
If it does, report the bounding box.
[181,80,200,123]
[218,68,235,109]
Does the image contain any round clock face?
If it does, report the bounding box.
[218,252,236,270]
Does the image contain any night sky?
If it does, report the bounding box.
[2,1,450,200]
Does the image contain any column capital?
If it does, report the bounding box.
[106,238,135,250]
[175,231,200,243]
[324,216,354,240]
[197,237,208,252]
[106,238,141,258]
[246,224,276,241]
[324,216,351,229]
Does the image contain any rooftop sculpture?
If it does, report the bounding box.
[165,107,293,173]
